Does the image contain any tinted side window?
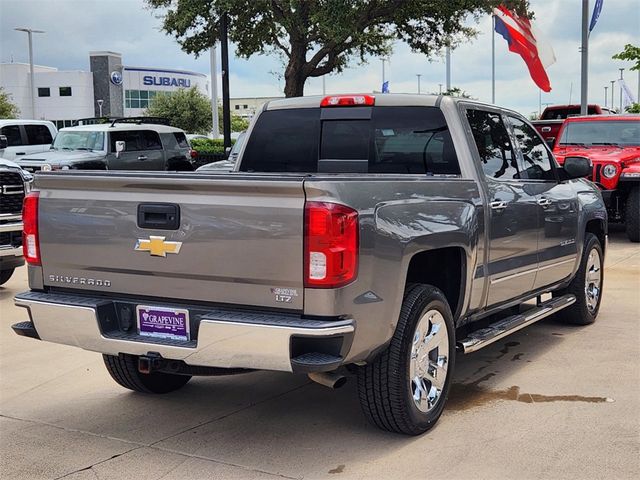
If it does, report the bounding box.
[173,132,189,148]
[25,124,53,145]
[370,107,459,174]
[111,131,144,152]
[508,116,555,181]
[142,130,162,150]
[466,109,520,180]
[240,109,320,172]
[0,125,22,146]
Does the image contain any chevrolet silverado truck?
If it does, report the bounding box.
[12,94,607,435]
[0,152,32,285]
[554,114,640,242]
[532,104,614,148]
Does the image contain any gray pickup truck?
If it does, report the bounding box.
[13,94,607,435]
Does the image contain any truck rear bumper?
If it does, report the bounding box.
[14,291,354,373]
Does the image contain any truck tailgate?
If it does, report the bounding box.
[36,172,306,310]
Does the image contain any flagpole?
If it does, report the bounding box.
[580,0,589,116]
[492,15,495,104]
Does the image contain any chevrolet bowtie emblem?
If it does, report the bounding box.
[134,236,182,257]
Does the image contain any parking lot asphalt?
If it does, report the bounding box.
[1,229,638,480]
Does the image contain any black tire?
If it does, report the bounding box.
[103,354,191,394]
[357,284,456,435]
[0,268,15,286]
[626,186,640,242]
[555,233,604,325]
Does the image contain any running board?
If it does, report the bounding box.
[457,294,576,354]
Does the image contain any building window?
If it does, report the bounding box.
[59,87,72,97]
[38,87,50,97]
[235,105,240,110]
[125,89,157,109]
[243,104,248,109]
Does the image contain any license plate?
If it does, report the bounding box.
[136,305,190,341]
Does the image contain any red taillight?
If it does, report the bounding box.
[190,149,198,159]
[320,95,375,107]
[22,192,40,265]
[304,202,358,288]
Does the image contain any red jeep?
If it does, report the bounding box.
[554,115,640,242]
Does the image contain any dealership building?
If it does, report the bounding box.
[0,51,208,129]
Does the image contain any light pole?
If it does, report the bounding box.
[604,86,608,107]
[14,27,45,119]
[97,99,103,117]
[619,68,625,113]
[610,80,615,110]
[416,74,422,94]
[438,83,443,94]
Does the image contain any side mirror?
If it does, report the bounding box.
[563,156,592,179]
[224,146,232,158]
[115,140,125,158]
[0,135,8,150]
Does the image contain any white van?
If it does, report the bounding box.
[0,120,58,161]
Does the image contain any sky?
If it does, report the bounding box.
[1,0,639,116]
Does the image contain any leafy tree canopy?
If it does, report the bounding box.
[144,86,248,133]
[146,0,530,97]
[430,86,474,98]
[612,44,640,71]
[0,87,20,119]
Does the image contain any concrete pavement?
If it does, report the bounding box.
[1,229,638,479]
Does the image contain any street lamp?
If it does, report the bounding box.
[604,86,608,107]
[416,74,422,94]
[438,83,443,94]
[610,80,615,110]
[14,27,45,119]
[619,68,625,112]
[97,99,104,117]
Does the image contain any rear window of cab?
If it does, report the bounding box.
[240,106,460,175]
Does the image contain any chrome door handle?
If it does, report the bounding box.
[15,152,26,156]
[490,200,508,211]
[537,197,552,207]
[137,155,147,160]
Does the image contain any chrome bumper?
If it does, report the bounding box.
[14,292,354,372]
[0,246,22,258]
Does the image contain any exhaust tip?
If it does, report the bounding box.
[308,371,347,389]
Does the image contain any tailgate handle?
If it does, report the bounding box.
[137,203,180,230]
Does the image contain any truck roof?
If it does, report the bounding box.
[264,93,513,113]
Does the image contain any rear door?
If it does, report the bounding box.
[506,115,579,288]
[465,108,539,307]
[107,130,164,170]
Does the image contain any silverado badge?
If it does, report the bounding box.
[134,236,182,257]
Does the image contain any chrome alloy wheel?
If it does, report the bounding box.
[585,248,602,313]
[409,309,449,413]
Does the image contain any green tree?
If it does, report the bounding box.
[217,106,249,132]
[626,103,640,113]
[612,44,640,71]
[0,87,20,118]
[431,86,474,98]
[146,0,530,98]
[145,87,212,133]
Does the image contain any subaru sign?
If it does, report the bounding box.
[110,71,123,85]
[143,75,191,87]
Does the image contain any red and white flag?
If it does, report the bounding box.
[494,6,556,92]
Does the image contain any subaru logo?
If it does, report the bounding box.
[110,71,123,85]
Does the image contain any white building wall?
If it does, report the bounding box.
[0,63,57,119]
[34,71,94,123]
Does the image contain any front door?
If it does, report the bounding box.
[465,108,539,307]
[506,115,580,289]
[107,130,165,170]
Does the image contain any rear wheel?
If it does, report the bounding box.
[0,268,15,286]
[357,284,455,435]
[626,186,640,242]
[555,233,603,325]
[103,354,191,394]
